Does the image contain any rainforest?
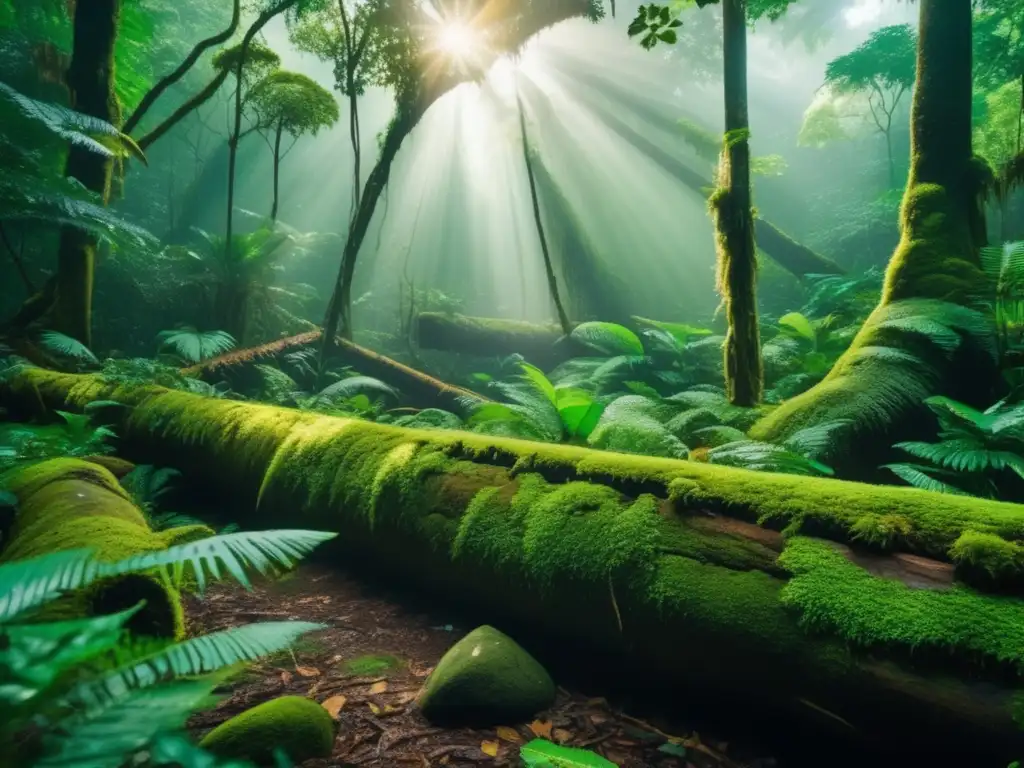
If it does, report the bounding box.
[2,0,1024,767]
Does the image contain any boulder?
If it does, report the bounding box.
[417,625,555,726]
[199,695,335,765]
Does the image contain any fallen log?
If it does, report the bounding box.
[0,457,199,638]
[415,312,575,368]
[182,329,488,412]
[6,368,1024,764]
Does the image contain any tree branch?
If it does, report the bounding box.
[137,69,230,150]
[124,0,241,134]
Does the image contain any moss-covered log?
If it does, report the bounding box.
[416,312,586,368]
[183,329,488,411]
[0,457,190,637]
[7,369,1024,762]
[750,0,998,476]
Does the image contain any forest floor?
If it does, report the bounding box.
[184,564,777,768]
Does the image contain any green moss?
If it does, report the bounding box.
[199,695,335,765]
[949,530,1024,581]
[780,537,1024,672]
[0,458,183,638]
[159,523,216,547]
[850,513,913,549]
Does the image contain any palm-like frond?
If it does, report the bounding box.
[707,440,834,476]
[77,621,324,708]
[782,420,853,462]
[0,549,99,623]
[157,329,236,364]
[103,529,337,593]
[0,81,146,165]
[882,462,969,495]
[37,331,98,364]
[35,678,217,768]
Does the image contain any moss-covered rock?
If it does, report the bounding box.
[199,695,335,765]
[417,625,555,725]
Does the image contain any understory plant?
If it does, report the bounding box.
[0,528,337,767]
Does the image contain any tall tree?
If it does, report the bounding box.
[751,0,996,477]
[51,0,122,347]
[819,24,917,188]
[248,71,340,221]
[318,0,608,358]
[289,0,384,226]
[629,0,797,405]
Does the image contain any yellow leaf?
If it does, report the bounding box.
[280,670,293,684]
[496,726,521,743]
[529,720,553,739]
[321,695,347,719]
[368,702,381,715]
[369,680,388,694]
[553,728,572,744]
[296,666,320,678]
[481,740,499,757]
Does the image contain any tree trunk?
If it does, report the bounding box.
[750,0,994,477]
[51,0,121,348]
[416,312,585,368]
[713,0,761,406]
[885,129,895,188]
[320,107,420,358]
[270,119,283,222]
[10,367,1024,766]
[518,88,572,336]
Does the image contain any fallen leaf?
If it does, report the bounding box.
[369,680,388,694]
[481,740,499,757]
[496,726,521,743]
[409,663,434,678]
[279,670,293,684]
[589,714,609,725]
[553,728,572,744]
[296,666,320,678]
[394,691,417,705]
[529,720,553,739]
[440,756,450,765]
[368,702,381,715]
[321,695,347,719]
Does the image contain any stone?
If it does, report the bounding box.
[417,625,555,726]
[199,695,335,765]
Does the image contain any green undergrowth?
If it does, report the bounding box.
[780,537,1024,676]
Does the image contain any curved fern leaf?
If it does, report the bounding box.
[102,529,337,593]
[882,463,968,495]
[0,549,100,622]
[570,322,644,356]
[38,331,98,363]
[77,621,324,708]
[316,375,398,402]
[157,329,236,364]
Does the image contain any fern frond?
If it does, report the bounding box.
[102,530,337,593]
[570,322,644,356]
[35,678,217,768]
[882,462,969,495]
[783,420,853,462]
[315,375,398,402]
[77,621,324,708]
[157,328,236,364]
[0,549,100,622]
[38,331,98,363]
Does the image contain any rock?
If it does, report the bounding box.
[417,625,555,726]
[199,695,335,765]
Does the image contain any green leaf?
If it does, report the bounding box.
[571,322,645,356]
[76,621,325,708]
[657,29,677,44]
[0,548,100,622]
[777,312,816,341]
[102,529,337,593]
[518,363,558,406]
[520,738,618,767]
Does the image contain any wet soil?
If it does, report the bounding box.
[184,564,777,768]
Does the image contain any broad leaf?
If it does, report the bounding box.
[520,738,618,767]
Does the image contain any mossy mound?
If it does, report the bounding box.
[417,625,555,726]
[199,695,335,765]
[0,458,184,638]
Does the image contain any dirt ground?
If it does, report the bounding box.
[185,564,778,768]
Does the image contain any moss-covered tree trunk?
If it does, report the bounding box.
[51,0,122,348]
[750,0,996,475]
[713,0,761,406]
[9,368,1024,764]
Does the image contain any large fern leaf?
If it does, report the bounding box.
[157,328,236,364]
[315,375,398,402]
[38,331,98,363]
[35,678,217,768]
[102,530,337,592]
[883,463,969,495]
[77,621,324,708]
[0,549,100,622]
